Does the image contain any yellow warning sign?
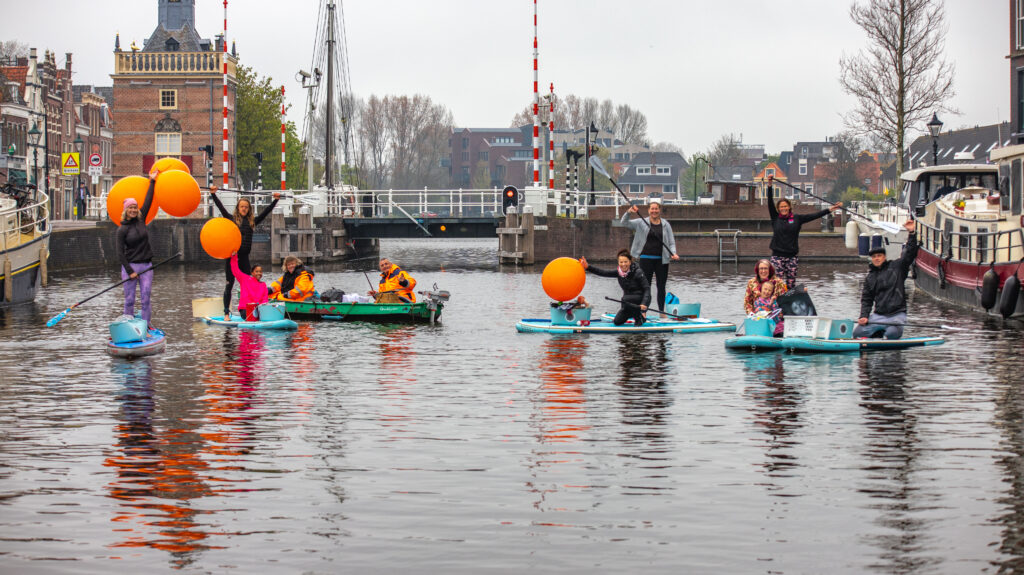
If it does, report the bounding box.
[61,153,80,176]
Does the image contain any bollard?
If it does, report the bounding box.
[39,247,47,287]
[3,258,11,302]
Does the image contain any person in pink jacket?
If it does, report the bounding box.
[229,252,270,319]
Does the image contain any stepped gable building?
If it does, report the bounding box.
[111,0,237,187]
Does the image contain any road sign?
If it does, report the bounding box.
[61,153,80,176]
[89,153,102,167]
[88,166,102,176]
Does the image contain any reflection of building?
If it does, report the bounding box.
[111,0,237,186]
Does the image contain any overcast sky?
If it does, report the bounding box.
[1,0,1007,155]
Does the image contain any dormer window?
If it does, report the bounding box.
[165,38,179,52]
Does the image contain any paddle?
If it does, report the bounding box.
[768,176,872,225]
[859,320,968,331]
[46,252,182,327]
[604,296,695,321]
[588,155,676,258]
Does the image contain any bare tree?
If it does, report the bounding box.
[839,0,955,177]
[612,104,649,146]
[707,133,745,175]
[509,94,649,145]
[651,142,683,155]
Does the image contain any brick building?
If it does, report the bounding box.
[111,0,237,187]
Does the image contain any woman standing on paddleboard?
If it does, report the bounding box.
[210,187,280,317]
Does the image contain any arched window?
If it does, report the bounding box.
[154,114,181,157]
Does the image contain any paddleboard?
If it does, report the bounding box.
[201,315,298,330]
[724,334,945,352]
[516,318,736,334]
[107,328,166,358]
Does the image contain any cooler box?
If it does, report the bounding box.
[828,319,856,339]
[192,297,223,319]
[550,305,592,326]
[783,316,822,338]
[743,317,776,337]
[667,303,700,317]
[257,302,286,321]
[109,318,148,344]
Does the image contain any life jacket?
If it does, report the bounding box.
[378,264,416,303]
[272,266,315,302]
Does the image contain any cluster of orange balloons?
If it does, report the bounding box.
[106,157,201,225]
[106,158,242,259]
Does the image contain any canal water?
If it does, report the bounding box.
[1,239,1023,573]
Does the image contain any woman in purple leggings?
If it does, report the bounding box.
[116,171,157,327]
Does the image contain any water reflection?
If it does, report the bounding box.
[616,336,672,441]
[742,353,803,478]
[104,359,217,567]
[856,351,934,573]
[990,331,1024,570]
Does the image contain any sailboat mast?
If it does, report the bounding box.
[324,1,336,189]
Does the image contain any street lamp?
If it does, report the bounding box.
[73,136,84,219]
[585,122,598,205]
[27,122,41,187]
[927,113,943,166]
[692,154,709,204]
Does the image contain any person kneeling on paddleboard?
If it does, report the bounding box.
[580,249,650,326]
[230,252,270,320]
[854,220,918,340]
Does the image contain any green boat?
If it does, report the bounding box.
[283,289,450,324]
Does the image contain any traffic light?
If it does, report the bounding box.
[502,185,519,214]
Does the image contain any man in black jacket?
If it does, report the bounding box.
[853,220,918,339]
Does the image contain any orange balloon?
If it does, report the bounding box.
[200,217,242,259]
[106,176,158,226]
[541,257,586,302]
[155,169,201,217]
[151,157,190,175]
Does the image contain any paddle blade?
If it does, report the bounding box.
[46,308,69,327]
[588,155,610,179]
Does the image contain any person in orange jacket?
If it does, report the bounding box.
[368,258,416,303]
[270,256,315,302]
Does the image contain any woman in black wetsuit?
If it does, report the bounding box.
[579,249,651,326]
[210,187,280,316]
[767,191,842,289]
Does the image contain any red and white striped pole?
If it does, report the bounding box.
[531,0,539,187]
[548,83,555,190]
[221,0,229,188]
[280,86,287,190]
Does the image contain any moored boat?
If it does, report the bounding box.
[0,183,50,307]
[905,151,1023,317]
[107,328,166,358]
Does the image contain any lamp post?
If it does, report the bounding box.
[585,122,598,205]
[27,122,40,188]
[297,68,321,193]
[927,113,943,166]
[692,154,709,204]
[73,136,84,219]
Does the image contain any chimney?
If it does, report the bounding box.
[65,53,72,72]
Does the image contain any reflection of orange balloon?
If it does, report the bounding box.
[541,257,586,302]
[152,157,190,175]
[155,170,201,217]
[107,176,157,226]
[200,218,241,259]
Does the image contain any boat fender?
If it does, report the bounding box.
[998,274,1021,319]
[981,265,1000,311]
[938,258,947,289]
[845,221,859,250]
